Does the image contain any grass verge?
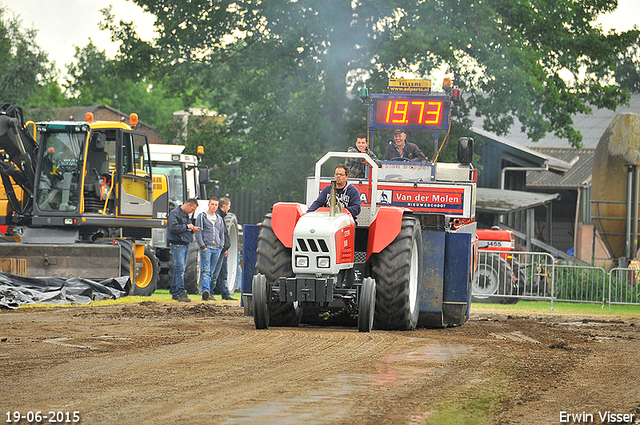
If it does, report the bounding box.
[17,289,239,309]
[471,300,640,318]
[16,291,637,317]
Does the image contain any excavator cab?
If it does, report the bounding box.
[35,127,84,213]
[32,121,155,222]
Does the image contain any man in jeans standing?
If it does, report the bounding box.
[195,197,225,301]
[211,196,234,300]
[167,198,200,302]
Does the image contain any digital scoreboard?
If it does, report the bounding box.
[369,94,449,131]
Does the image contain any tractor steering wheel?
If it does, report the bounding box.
[390,157,410,162]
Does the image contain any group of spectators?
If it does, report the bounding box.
[167,196,234,302]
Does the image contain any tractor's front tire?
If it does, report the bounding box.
[255,213,300,327]
[358,277,376,332]
[371,216,422,330]
[253,274,269,329]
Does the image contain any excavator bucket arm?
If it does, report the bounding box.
[0,104,38,219]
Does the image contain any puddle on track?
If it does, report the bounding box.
[223,345,466,425]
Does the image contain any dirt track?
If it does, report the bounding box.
[1,301,639,425]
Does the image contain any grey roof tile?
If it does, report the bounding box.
[470,94,640,149]
[526,148,594,188]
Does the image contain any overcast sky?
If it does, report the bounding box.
[4,0,640,70]
[5,0,156,67]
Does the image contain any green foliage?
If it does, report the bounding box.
[98,6,158,81]
[26,62,69,120]
[0,7,51,106]
[608,270,640,304]
[615,39,640,93]
[63,40,183,130]
[425,383,505,425]
[4,1,639,204]
[551,266,640,304]
[473,300,640,317]
[369,0,638,149]
[553,267,608,303]
[176,36,352,204]
[64,41,113,102]
[114,0,639,202]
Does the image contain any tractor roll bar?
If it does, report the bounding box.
[313,151,379,211]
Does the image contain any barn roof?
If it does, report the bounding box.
[527,148,594,189]
[471,94,640,149]
[472,127,573,172]
[476,188,560,214]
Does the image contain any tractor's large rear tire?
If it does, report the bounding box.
[371,216,422,330]
[131,246,159,296]
[255,213,300,327]
[472,252,517,304]
[119,240,135,295]
[157,264,173,290]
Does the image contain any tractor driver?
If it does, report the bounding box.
[308,164,361,219]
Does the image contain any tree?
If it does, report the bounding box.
[115,0,638,202]
[63,40,183,131]
[64,41,116,103]
[615,40,640,93]
[371,0,638,146]
[0,7,50,106]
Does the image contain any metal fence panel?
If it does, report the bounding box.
[472,253,640,307]
[472,250,555,303]
[554,265,607,305]
[608,268,640,306]
[510,252,555,301]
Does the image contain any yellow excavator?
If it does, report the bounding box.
[0,103,165,294]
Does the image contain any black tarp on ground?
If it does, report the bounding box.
[0,273,130,309]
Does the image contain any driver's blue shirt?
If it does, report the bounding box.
[308,183,361,218]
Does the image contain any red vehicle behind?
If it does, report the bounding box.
[472,227,519,304]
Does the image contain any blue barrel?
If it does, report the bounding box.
[242,225,260,296]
